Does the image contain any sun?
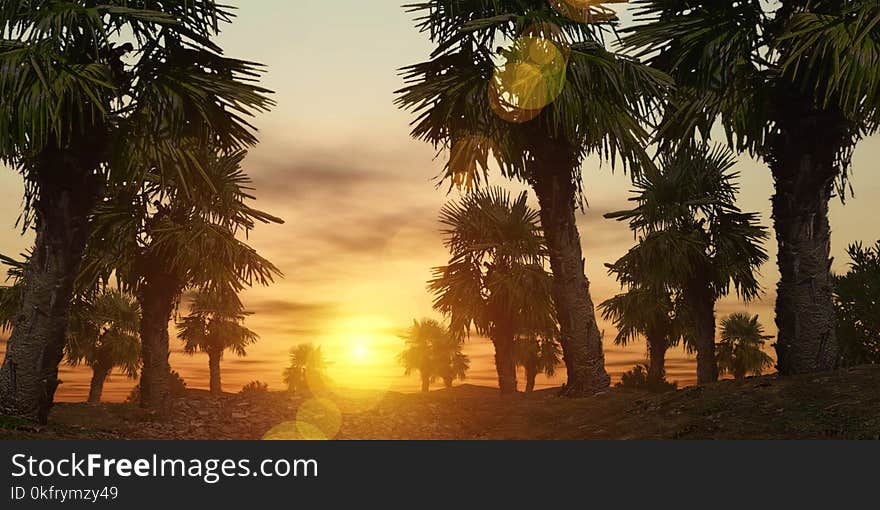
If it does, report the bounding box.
[351,340,370,363]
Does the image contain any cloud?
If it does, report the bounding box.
[245,298,338,318]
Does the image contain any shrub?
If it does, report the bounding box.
[239,380,269,395]
[616,364,677,392]
[125,370,188,403]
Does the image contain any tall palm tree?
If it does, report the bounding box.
[66,290,141,404]
[0,1,273,422]
[177,290,258,396]
[397,1,670,396]
[606,143,768,383]
[600,284,681,386]
[430,188,554,394]
[622,0,880,375]
[514,335,562,392]
[83,148,282,412]
[717,313,775,380]
[283,344,328,395]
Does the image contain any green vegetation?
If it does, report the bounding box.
[834,242,880,365]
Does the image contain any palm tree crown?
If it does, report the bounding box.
[717,313,775,380]
[398,319,469,392]
[430,187,553,393]
[283,344,329,395]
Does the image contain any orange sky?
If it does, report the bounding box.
[1,1,879,402]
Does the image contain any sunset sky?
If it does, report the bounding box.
[1,1,879,402]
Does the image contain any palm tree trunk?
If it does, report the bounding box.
[88,364,111,404]
[420,373,430,393]
[686,280,718,384]
[491,333,518,394]
[647,334,667,385]
[208,347,222,396]
[770,99,845,375]
[443,376,453,389]
[525,364,537,393]
[0,155,99,423]
[529,142,610,396]
[137,267,180,414]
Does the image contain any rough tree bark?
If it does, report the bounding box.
[686,279,718,384]
[529,140,610,396]
[87,363,111,404]
[646,331,668,385]
[491,332,518,394]
[208,346,222,396]
[0,147,100,423]
[525,364,537,393]
[420,373,430,393]
[137,264,181,414]
[770,92,848,375]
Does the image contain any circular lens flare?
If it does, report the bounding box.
[489,32,569,123]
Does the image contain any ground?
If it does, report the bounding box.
[1,366,879,440]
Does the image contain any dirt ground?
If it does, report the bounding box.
[2,365,878,440]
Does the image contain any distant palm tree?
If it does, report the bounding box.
[430,188,554,393]
[432,330,470,389]
[717,313,775,380]
[397,2,670,396]
[0,1,273,422]
[177,290,258,396]
[398,319,470,391]
[606,143,768,384]
[600,285,681,386]
[283,344,328,395]
[514,336,562,392]
[66,291,141,404]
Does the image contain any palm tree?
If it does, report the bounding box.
[605,143,768,383]
[622,1,880,375]
[430,188,554,393]
[834,241,880,365]
[177,290,258,396]
[66,290,141,404]
[717,313,775,380]
[514,336,562,392]
[431,330,470,389]
[0,2,273,422]
[397,1,670,396]
[398,319,448,393]
[83,148,282,412]
[600,284,681,386]
[283,344,328,395]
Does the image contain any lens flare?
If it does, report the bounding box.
[489,26,569,123]
[261,398,342,440]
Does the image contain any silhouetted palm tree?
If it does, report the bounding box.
[834,241,880,365]
[623,0,880,375]
[66,291,141,404]
[283,344,328,395]
[177,290,258,396]
[397,1,670,396]
[432,331,470,389]
[84,149,281,412]
[430,188,553,393]
[717,313,774,380]
[606,143,768,383]
[0,1,273,422]
[514,336,562,392]
[398,319,459,392]
[600,285,681,386]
